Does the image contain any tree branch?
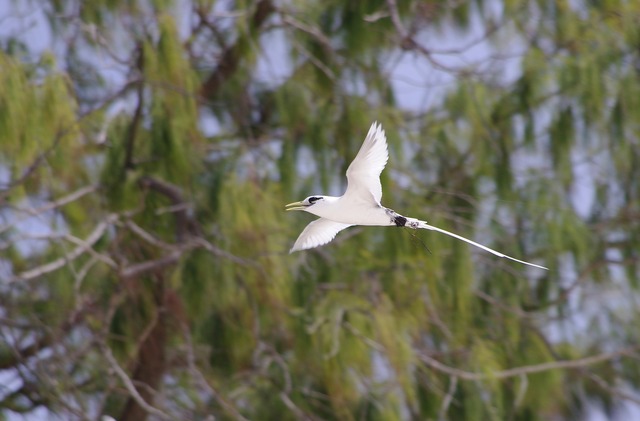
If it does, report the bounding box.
[101,343,171,420]
[586,371,640,406]
[418,347,638,381]
[438,376,457,421]
[181,324,252,421]
[0,184,99,235]
[138,176,195,241]
[385,0,466,73]
[124,51,144,172]
[280,14,332,54]
[12,214,118,283]
[119,251,182,281]
[199,0,275,100]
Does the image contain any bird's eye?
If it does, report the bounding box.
[308,197,320,204]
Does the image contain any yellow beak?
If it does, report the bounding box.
[285,201,307,211]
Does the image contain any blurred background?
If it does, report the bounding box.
[1,0,639,420]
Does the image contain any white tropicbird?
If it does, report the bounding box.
[286,122,548,270]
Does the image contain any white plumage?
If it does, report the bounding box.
[290,218,353,252]
[286,122,547,270]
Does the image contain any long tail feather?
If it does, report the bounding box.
[409,218,548,270]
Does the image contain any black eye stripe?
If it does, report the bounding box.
[309,197,321,204]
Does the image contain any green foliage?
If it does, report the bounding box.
[2,1,640,420]
[0,53,78,184]
[549,106,575,188]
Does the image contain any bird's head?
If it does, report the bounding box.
[286,195,339,217]
[285,196,325,212]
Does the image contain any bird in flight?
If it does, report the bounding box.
[286,122,548,270]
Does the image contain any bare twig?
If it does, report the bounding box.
[101,344,171,420]
[585,372,640,405]
[124,220,174,250]
[342,321,384,352]
[64,233,118,268]
[419,347,638,381]
[0,184,99,234]
[438,376,457,421]
[279,392,319,421]
[193,237,258,266]
[473,289,531,318]
[513,373,528,410]
[181,324,251,421]
[73,255,99,293]
[138,176,196,241]
[281,14,332,52]
[199,0,275,100]
[290,38,336,81]
[119,251,182,281]
[421,286,453,339]
[385,0,465,73]
[123,54,144,171]
[13,214,118,283]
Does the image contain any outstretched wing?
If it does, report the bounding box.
[344,122,389,204]
[290,218,353,253]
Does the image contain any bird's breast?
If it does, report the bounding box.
[315,202,394,226]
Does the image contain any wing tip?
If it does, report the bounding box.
[368,121,384,135]
[366,121,386,147]
[289,240,315,254]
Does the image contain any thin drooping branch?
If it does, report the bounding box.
[279,392,318,421]
[0,298,95,370]
[63,233,118,269]
[0,332,53,371]
[199,0,275,100]
[0,184,99,234]
[385,0,465,73]
[13,214,118,283]
[119,251,182,281]
[585,371,640,405]
[192,237,261,266]
[0,142,55,196]
[124,220,175,250]
[101,343,171,420]
[280,14,333,54]
[181,325,252,421]
[118,272,169,421]
[124,54,144,172]
[289,38,336,81]
[138,176,195,241]
[419,347,638,381]
[438,376,458,421]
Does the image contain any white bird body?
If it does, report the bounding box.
[286,122,548,270]
[301,196,392,226]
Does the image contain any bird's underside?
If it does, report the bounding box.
[290,206,547,270]
[286,122,548,270]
